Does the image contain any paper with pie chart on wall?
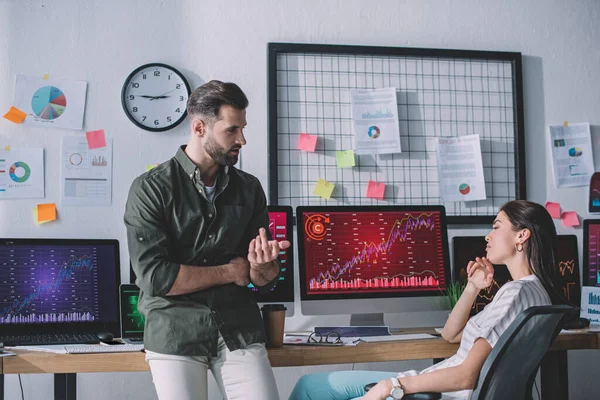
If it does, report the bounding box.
[436,134,487,202]
[549,123,594,188]
[12,75,87,130]
[0,147,44,199]
[61,135,112,207]
[351,88,401,155]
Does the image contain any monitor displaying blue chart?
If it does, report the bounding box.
[0,239,120,327]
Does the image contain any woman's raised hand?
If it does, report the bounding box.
[466,257,495,290]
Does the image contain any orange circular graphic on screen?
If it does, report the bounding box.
[304,214,329,241]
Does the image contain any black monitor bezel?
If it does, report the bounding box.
[583,220,600,287]
[0,238,121,336]
[296,205,450,301]
[119,283,141,338]
[252,205,295,303]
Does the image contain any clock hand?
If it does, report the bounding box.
[139,95,155,99]
[150,88,179,101]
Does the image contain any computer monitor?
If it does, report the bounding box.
[584,220,600,287]
[452,236,511,314]
[0,238,121,336]
[249,205,295,316]
[296,205,451,325]
[453,234,581,313]
[129,206,295,316]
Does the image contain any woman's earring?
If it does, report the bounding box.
[516,242,523,252]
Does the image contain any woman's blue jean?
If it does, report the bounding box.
[288,370,395,400]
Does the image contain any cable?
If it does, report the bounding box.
[18,374,24,400]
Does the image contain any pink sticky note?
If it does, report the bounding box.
[297,133,317,152]
[561,211,579,227]
[86,129,106,149]
[366,181,386,200]
[545,201,561,219]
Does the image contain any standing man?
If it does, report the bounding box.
[124,80,289,400]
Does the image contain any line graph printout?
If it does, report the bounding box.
[301,210,446,295]
[0,244,117,324]
[61,135,112,207]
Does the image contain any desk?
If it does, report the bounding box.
[1,331,597,400]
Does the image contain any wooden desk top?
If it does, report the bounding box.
[3,331,598,375]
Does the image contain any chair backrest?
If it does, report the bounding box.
[470,305,575,400]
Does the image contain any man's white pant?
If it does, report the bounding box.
[146,334,280,400]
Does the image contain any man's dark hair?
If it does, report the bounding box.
[186,80,249,126]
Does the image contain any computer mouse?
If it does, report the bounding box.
[97,332,114,342]
[563,317,590,330]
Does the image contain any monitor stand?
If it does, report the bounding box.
[350,313,385,326]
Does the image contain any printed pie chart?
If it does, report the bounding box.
[9,161,31,183]
[31,86,67,120]
[459,183,470,195]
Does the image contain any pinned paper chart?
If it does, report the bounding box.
[0,147,45,199]
[13,75,87,130]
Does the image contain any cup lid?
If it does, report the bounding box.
[261,303,287,311]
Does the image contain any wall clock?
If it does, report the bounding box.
[121,63,191,132]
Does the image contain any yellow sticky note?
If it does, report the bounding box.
[36,203,57,223]
[146,164,159,172]
[3,106,27,124]
[4,145,10,151]
[43,73,49,80]
[313,179,335,199]
[336,150,356,168]
[563,121,569,127]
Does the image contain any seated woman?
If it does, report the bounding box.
[289,200,566,400]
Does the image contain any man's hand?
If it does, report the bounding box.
[467,257,495,290]
[227,256,251,287]
[248,228,291,285]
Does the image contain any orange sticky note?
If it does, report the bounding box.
[297,133,318,152]
[3,106,27,124]
[86,129,106,149]
[561,211,579,227]
[36,203,57,223]
[367,181,386,200]
[545,201,561,219]
[313,179,335,199]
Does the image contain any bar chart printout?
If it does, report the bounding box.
[302,210,446,295]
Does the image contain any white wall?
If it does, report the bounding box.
[1,0,599,398]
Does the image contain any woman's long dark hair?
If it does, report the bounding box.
[500,200,569,305]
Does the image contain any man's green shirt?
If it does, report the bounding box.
[124,146,279,356]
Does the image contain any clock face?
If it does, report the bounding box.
[121,63,191,132]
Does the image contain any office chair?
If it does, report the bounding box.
[365,305,575,400]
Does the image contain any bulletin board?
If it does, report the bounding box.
[267,43,526,224]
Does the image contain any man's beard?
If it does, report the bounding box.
[204,136,239,166]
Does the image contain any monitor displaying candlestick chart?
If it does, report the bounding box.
[297,206,450,302]
[0,238,120,335]
[454,234,580,314]
[584,220,600,287]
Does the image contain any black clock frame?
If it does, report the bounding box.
[121,62,192,132]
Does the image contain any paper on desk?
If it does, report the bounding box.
[0,351,16,357]
[7,345,67,354]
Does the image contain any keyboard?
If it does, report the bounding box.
[359,333,437,342]
[0,333,100,346]
[64,344,144,354]
[125,337,143,343]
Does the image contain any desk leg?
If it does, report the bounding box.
[54,373,76,400]
[0,374,4,400]
[541,351,568,400]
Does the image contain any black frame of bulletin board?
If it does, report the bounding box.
[267,42,526,224]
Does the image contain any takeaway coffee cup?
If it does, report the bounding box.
[261,304,287,348]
